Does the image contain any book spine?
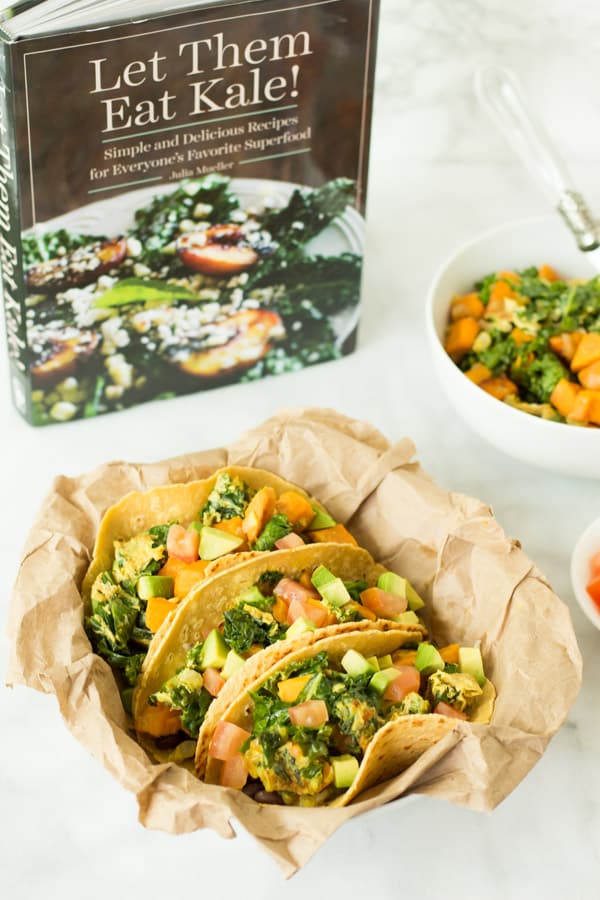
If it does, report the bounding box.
[0,38,31,423]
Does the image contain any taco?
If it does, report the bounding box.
[198,628,495,807]
[132,543,428,758]
[83,466,353,704]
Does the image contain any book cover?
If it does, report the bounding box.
[0,0,380,424]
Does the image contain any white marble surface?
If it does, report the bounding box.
[2,0,600,897]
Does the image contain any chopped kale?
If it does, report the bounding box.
[262,178,356,249]
[511,350,568,403]
[222,603,285,653]
[22,228,107,270]
[199,473,252,525]
[343,580,368,603]
[257,571,284,595]
[253,514,293,551]
[130,174,239,269]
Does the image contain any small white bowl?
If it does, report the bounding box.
[426,215,600,478]
[571,516,600,630]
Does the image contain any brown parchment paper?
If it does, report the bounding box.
[6,408,582,876]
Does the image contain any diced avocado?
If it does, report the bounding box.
[177,668,205,691]
[188,521,203,535]
[377,572,425,611]
[331,754,359,789]
[311,565,336,590]
[319,578,351,608]
[406,583,425,611]
[341,650,374,678]
[366,655,380,671]
[308,506,337,530]
[369,667,400,695]
[199,526,244,560]
[237,585,267,608]
[285,617,316,639]
[222,649,246,680]
[137,575,174,600]
[415,642,444,675]
[458,646,486,686]
[377,654,393,669]
[394,610,420,625]
[199,629,229,670]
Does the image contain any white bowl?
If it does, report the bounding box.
[571,516,600,629]
[426,215,600,478]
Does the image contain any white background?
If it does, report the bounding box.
[2,1,600,897]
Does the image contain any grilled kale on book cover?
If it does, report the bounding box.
[0,0,379,425]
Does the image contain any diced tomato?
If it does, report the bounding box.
[360,587,407,619]
[287,596,333,628]
[220,753,248,789]
[274,577,320,603]
[203,667,226,697]
[288,699,329,727]
[586,575,600,612]
[209,721,251,760]
[274,532,305,550]
[383,666,421,702]
[590,551,600,579]
[167,524,199,563]
[433,702,467,720]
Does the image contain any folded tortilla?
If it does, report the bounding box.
[198,628,496,806]
[133,543,427,748]
[82,465,333,606]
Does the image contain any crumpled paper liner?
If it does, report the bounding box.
[6,408,582,876]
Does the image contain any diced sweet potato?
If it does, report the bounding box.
[569,390,595,423]
[243,486,276,543]
[214,516,245,538]
[136,703,181,737]
[571,333,600,372]
[274,491,315,530]
[308,524,357,545]
[444,317,479,362]
[550,379,580,418]
[479,375,518,401]
[538,264,560,282]
[173,559,209,598]
[578,360,600,390]
[549,332,584,363]
[450,292,484,321]
[439,644,460,664]
[465,362,492,385]
[489,280,517,306]
[145,596,178,633]
[511,328,534,346]
[496,270,520,283]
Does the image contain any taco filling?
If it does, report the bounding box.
[206,640,492,805]
[140,561,426,741]
[84,471,351,704]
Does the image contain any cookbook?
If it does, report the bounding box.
[0,0,380,424]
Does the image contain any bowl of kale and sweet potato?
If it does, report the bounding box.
[426,215,600,477]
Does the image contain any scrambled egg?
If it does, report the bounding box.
[331,695,378,753]
[428,671,482,713]
[112,531,166,587]
[244,738,333,797]
[388,692,430,718]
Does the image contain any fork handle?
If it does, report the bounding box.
[475,65,600,251]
